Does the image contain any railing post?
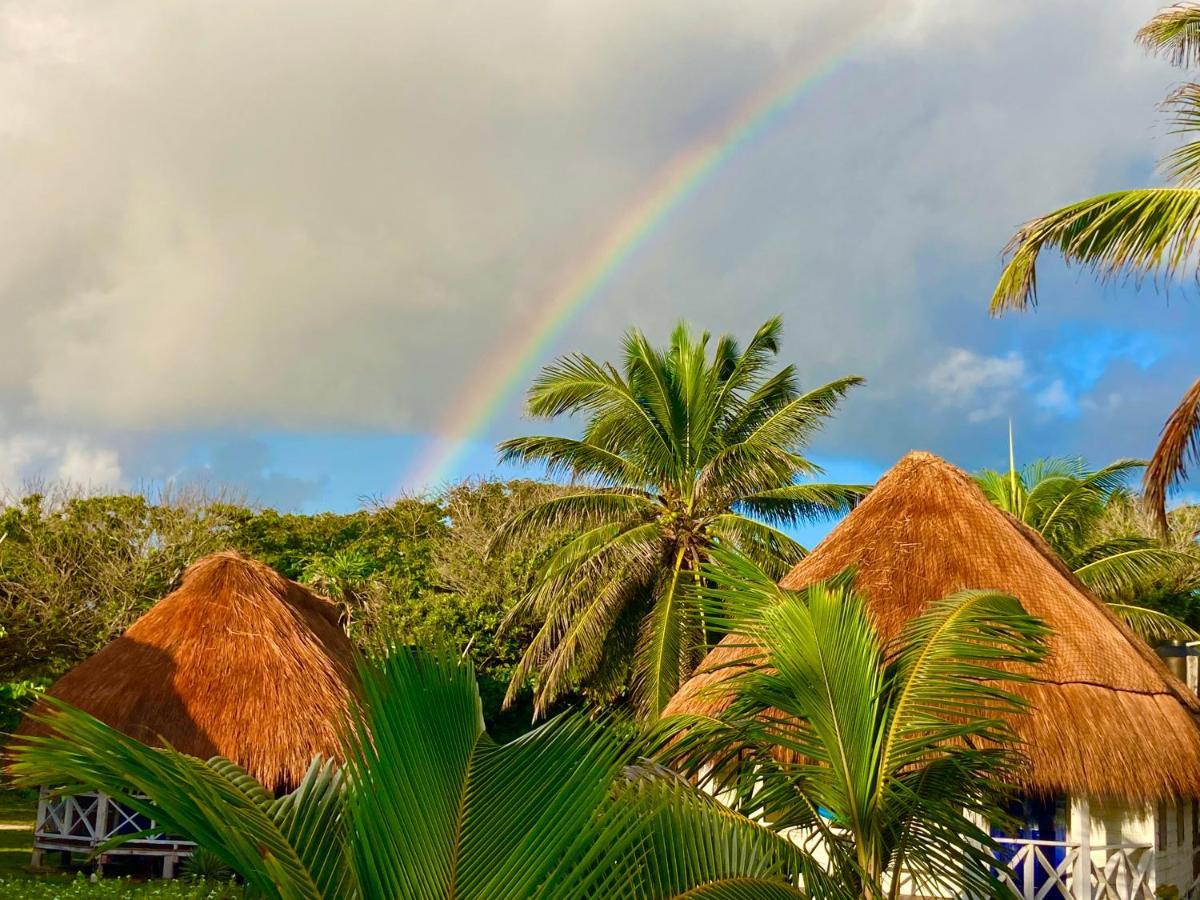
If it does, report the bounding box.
[1075,796,1092,900]
[30,787,48,868]
[95,793,110,846]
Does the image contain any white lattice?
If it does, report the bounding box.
[37,792,100,842]
[1091,846,1153,900]
[34,789,192,855]
[993,839,1156,900]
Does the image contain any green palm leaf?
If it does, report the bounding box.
[657,557,1047,898]
[12,649,841,899]
[992,188,1200,314]
[10,699,335,899]
[1109,602,1200,641]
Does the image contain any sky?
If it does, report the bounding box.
[2,0,1198,543]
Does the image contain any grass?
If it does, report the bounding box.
[0,875,244,897]
[0,788,36,880]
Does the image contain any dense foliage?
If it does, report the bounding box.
[0,480,572,734]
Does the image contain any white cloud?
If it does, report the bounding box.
[0,434,51,493]
[0,0,1191,482]
[927,349,1025,422]
[1035,379,1074,416]
[0,432,122,492]
[56,441,122,487]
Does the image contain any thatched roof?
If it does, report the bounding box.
[667,451,1200,803]
[17,551,358,792]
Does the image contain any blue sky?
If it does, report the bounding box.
[1,0,1197,546]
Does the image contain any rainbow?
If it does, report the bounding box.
[406,25,879,489]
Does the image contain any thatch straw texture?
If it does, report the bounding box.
[16,551,358,792]
[667,451,1200,802]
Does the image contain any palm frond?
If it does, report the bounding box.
[735,377,865,451]
[488,490,655,554]
[736,483,870,525]
[497,436,651,487]
[1162,83,1200,185]
[10,701,334,899]
[1145,377,1200,532]
[708,514,807,582]
[1108,602,1200,641]
[881,590,1047,777]
[613,765,846,899]
[631,546,695,720]
[1072,540,1196,599]
[1138,3,1200,67]
[991,188,1200,313]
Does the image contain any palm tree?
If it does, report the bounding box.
[973,435,1198,640]
[494,317,866,720]
[1093,493,1200,627]
[656,552,1048,900]
[990,2,1200,530]
[301,549,377,629]
[10,648,848,900]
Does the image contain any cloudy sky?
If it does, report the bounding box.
[2,0,1198,534]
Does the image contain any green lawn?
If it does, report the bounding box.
[0,789,36,880]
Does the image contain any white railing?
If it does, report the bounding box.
[34,788,194,877]
[993,838,1154,900]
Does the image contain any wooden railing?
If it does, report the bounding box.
[33,788,194,877]
[992,838,1154,900]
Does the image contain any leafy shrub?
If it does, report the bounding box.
[0,678,48,735]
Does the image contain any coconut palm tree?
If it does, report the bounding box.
[10,648,848,900]
[973,437,1197,640]
[656,552,1048,900]
[990,3,1200,531]
[1093,492,1200,627]
[494,317,865,721]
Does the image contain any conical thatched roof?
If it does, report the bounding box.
[17,551,358,792]
[667,451,1200,802]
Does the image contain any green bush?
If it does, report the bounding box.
[0,680,48,736]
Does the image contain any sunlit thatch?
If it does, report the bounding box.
[667,451,1200,802]
[16,551,358,792]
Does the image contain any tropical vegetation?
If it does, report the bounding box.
[10,648,846,900]
[495,317,865,720]
[0,479,570,736]
[655,553,1048,900]
[974,443,1200,639]
[991,2,1200,528]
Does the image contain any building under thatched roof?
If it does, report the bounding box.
[19,551,358,793]
[667,450,1200,805]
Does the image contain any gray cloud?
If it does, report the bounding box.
[0,0,1194,483]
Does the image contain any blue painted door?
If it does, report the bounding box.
[992,795,1069,898]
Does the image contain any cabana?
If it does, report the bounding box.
[16,551,358,876]
[668,451,1200,900]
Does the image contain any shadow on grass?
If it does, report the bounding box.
[0,788,36,878]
